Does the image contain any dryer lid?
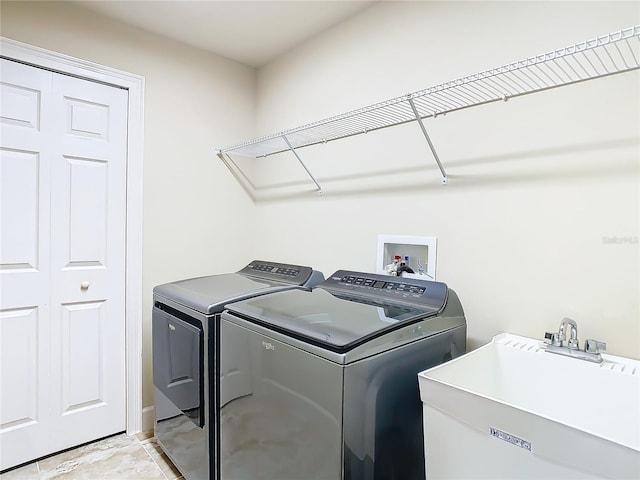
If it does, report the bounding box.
[153,261,321,315]
[153,273,297,314]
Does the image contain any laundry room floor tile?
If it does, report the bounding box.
[39,434,163,480]
[135,430,155,442]
[0,433,181,480]
[140,438,182,480]
[0,463,40,480]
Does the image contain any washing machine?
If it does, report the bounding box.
[219,270,466,480]
[152,261,324,480]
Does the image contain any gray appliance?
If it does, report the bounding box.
[152,261,324,480]
[219,270,466,480]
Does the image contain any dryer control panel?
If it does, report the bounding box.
[238,260,318,286]
[322,270,448,309]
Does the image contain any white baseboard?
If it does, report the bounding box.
[142,406,154,433]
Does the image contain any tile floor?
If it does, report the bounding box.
[0,431,181,480]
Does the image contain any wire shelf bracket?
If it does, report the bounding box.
[408,97,448,185]
[215,25,640,192]
[281,134,323,195]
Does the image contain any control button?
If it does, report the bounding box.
[253,264,299,276]
[406,286,425,294]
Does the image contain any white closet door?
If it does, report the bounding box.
[0,59,128,470]
[0,59,54,468]
[48,69,128,451]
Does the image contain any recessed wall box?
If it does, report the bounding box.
[377,234,437,280]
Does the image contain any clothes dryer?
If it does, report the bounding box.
[152,261,324,480]
[219,270,466,480]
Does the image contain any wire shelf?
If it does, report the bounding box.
[216,25,640,159]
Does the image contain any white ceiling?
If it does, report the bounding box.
[74,1,375,67]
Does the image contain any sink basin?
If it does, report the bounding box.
[418,333,640,479]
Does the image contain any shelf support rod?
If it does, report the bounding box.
[408,98,448,185]
[216,152,257,201]
[282,134,323,195]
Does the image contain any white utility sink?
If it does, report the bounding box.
[418,333,640,479]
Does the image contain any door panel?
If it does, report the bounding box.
[0,307,40,428]
[60,301,106,413]
[0,58,127,470]
[0,149,40,270]
[0,305,50,465]
[0,81,41,130]
[61,155,109,267]
[64,96,110,140]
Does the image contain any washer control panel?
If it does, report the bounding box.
[339,274,426,295]
[322,270,447,308]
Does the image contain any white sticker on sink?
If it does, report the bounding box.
[490,427,532,451]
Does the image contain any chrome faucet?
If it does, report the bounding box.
[558,317,579,349]
[544,318,606,363]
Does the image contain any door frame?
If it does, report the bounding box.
[0,37,144,435]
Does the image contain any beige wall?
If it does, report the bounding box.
[1,1,257,408]
[1,0,638,415]
[252,1,640,357]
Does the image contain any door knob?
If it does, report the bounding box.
[80,281,90,290]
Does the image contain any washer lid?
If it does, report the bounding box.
[153,273,297,314]
[224,285,447,352]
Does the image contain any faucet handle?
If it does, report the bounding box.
[544,332,561,346]
[585,339,606,354]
